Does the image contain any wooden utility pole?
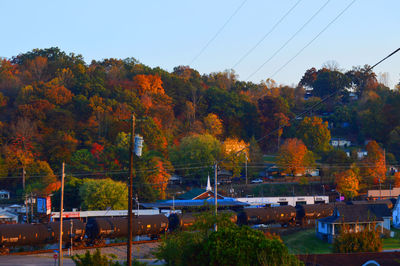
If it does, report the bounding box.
[22,167,25,191]
[59,162,65,266]
[214,162,218,232]
[127,114,136,266]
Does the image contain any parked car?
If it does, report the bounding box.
[251,178,263,184]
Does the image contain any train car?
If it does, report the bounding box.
[86,214,168,243]
[48,220,86,245]
[168,210,238,232]
[295,203,335,227]
[168,213,196,232]
[237,206,296,226]
[0,223,51,253]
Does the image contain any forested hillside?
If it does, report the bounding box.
[0,47,399,204]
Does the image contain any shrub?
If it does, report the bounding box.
[333,225,382,253]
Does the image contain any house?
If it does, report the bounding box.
[0,190,10,200]
[392,196,400,228]
[368,187,400,200]
[176,175,225,201]
[345,150,368,160]
[298,252,400,266]
[0,211,18,223]
[330,138,351,148]
[316,204,388,243]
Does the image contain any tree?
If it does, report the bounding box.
[277,138,315,176]
[297,116,331,154]
[203,113,223,137]
[220,138,248,178]
[334,169,359,199]
[169,134,221,182]
[155,211,301,266]
[79,178,128,210]
[361,140,386,185]
[393,172,400,187]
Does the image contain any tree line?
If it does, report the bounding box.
[0,47,399,207]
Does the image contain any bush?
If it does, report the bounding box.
[72,249,121,266]
[333,225,382,253]
[155,212,302,266]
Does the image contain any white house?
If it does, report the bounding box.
[330,138,351,148]
[393,196,400,228]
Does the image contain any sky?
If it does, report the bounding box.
[1,0,399,88]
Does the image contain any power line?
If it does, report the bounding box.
[189,0,248,65]
[245,0,330,81]
[232,0,302,69]
[270,0,356,78]
[219,48,400,165]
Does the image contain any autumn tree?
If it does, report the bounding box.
[203,113,223,137]
[276,138,315,176]
[334,169,359,199]
[361,140,386,185]
[297,116,331,154]
[393,172,400,187]
[220,138,248,178]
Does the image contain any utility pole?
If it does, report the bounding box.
[127,114,135,266]
[245,154,248,186]
[30,192,34,223]
[22,167,26,191]
[70,219,73,256]
[214,162,218,232]
[380,149,386,200]
[59,162,65,266]
[25,194,29,223]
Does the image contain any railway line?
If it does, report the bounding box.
[1,239,159,256]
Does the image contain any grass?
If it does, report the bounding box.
[383,227,400,250]
[282,229,332,254]
[263,155,276,163]
[282,228,400,254]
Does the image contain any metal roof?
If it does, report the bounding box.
[140,198,249,208]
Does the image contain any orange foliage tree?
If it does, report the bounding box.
[133,74,164,95]
[393,172,400,187]
[335,169,359,199]
[204,113,223,138]
[221,138,248,178]
[148,158,171,200]
[277,138,315,176]
[361,140,386,185]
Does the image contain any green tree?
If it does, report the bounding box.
[297,116,331,154]
[155,211,302,266]
[79,178,127,210]
[170,134,222,182]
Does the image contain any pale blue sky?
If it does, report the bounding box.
[1,0,399,87]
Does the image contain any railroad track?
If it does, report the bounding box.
[1,239,160,256]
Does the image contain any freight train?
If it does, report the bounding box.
[0,200,394,253]
[0,215,168,254]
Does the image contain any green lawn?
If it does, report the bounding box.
[282,229,332,254]
[282,228,400,254]
[383,228,400,250]
[263,155,276,163]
